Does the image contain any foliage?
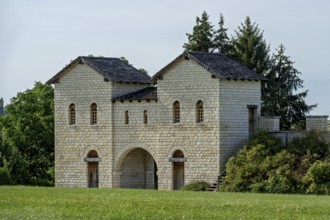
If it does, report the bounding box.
[213,14,231,54]
[0,82,54,185]
[183,11,214,52]
[229,16,270,75]
[262,45,317,129]
[1,186,330,219]
[302,160,330,195]
[0,167,12,185]
[182,180,210,191]
[222,131,330,194]
[288,130,330,159]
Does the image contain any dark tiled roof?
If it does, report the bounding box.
[47,56,151,84]
[152,52,267,81]
[113,87,157,101]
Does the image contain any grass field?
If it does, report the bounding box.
[1,186,330,219]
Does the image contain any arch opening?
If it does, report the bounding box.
[118,148,158,189]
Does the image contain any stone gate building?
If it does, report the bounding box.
[47,52,267,190]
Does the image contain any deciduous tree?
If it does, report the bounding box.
[0,82,54,184]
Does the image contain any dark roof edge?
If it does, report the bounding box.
[187,53,224,80]
[47,56,151,85]
[151,51,268,82]
[112,87,157,101]
[46,57,81,84]
[151,52,187,82]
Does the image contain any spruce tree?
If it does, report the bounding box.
[229,16,270,75]
[263,44,316,130]
[213,14,230,54]
[183,11,214,52]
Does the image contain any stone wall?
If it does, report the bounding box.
[258,116,280,131]
[306,116,328,131]
[219,80,261,170]
[113,60,221,189]
[54,63,113,187]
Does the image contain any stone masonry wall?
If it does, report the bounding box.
[306,116,328,131]
[54,64,149,188]
[113,59,221,189]
[219,80,261,170]
[54,63,113,187]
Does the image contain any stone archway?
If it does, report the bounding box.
[115,148,157,189]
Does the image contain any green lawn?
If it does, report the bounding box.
[0,186,330,219]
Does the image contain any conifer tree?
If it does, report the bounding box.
[183,11,214,52]
[229,16,270,75]
[213,14,230,54]
[263,44,316,130]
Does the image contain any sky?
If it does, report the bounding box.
[1,0,330,116]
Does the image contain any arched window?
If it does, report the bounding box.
[173,101,180,123]
[196,100,204,123]
[91,103,97,125]
[143,110,148,124]
[125,111,129,124]
[69,103,76,125]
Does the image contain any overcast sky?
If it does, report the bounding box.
[1,0,330,116]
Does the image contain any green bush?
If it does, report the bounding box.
[222,131,330,194]
[302,160,330,195]
[182,181,210,191]
[288,130,330,160]
[0,167,12,185]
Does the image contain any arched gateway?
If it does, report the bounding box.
[115,148,158,189]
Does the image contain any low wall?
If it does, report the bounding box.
[269,131,330,147]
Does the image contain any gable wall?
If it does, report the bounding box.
[54,63,113,187]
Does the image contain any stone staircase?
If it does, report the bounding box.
[207,171,226,192]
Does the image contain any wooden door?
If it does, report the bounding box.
[88,162,99,188]
[173,162,184,190]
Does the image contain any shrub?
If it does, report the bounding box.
[182,181,210,191]
[0,167,12,185]
[302,160,330,195]
[288,130,330,160]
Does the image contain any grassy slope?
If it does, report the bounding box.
[0,186,330,220]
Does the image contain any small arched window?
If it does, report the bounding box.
[196,100,204,123]
[125,111,129,124]
[69,103,76,125]
[143,110,148,124]
[91,103,97,125]
[173,101,180,123]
